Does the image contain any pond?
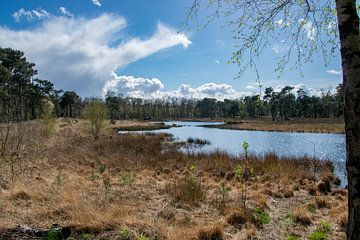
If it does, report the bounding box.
[122,121,347,186]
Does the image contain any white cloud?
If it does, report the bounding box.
[271,44,289,54]
[273,83,336,97]
[0,14,191,96]
[103,75,337,100]
[246,85,256,90]
[214,59,220,64]
[12,8,50,22]
[103,74,164,98]
[299,19,316,41]
[327,69,341,75]
[91,0,102,7]
[58,7,73,17]
[103,75,249,100]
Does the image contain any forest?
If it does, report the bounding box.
[0,47,344,122]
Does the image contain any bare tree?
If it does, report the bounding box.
[185,0,359,238]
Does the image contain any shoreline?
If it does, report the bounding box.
[202,123,345,134]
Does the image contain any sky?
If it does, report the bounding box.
[0,0,343,100]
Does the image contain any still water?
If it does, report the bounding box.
[125,121,346,185]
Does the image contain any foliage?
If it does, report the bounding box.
[320,221,332,233]
[184,1,338,78]
[103,88,344,120]
[84,99,108,140]
[119,228,131,240]
[0,48,344,122]
[218,181,230,211]
[99,163,106,174]
[120,171,135,187]
[82,233,94,239]
[166,165,205,204]
[41,99,56,133]
[103,176,111,198]
[307,231,326,240]
[254,208,271,226]
[236,141,254,209]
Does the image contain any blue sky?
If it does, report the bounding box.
[0,0,343,99]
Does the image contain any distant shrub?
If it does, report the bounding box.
[84,99,108,140]
[41,99,56,133]
[187,137,211,145]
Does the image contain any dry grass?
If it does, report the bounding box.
[0,119,348,239]
[206,118,344,134]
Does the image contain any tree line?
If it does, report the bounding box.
[105,85,343,120]
[0,47,344,123]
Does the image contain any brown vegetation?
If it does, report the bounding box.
[0,119,347,239]
[205,118,345,134]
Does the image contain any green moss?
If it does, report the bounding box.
[254,208,271,226]
[82,233,94,239]
[307,231,326,240]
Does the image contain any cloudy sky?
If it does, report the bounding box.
[0,0,342,99]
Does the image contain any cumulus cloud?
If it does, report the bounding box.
[58,7,73,17]
[273,83,336,97]
[327,69,341,75]
[12,8,50,22]
[103,74,165,98]
[0,14,191,96]
[91,0,102,7]
[103,75,249,100]
[102,74,338,100]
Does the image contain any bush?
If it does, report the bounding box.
[198,226,224,240]
[226,210,253,229]
[293,209,312,225]
[166,167,205,204]
[84,99,108,140]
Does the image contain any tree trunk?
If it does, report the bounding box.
[335,0,360,239]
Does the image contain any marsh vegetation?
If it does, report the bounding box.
[0,119,347,239]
